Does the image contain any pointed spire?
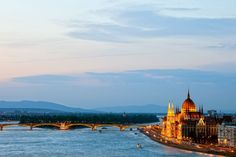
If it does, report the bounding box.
[187,89,190,98]
[171,101,174,113]
[167,100,175,116]
[167,101,171,115]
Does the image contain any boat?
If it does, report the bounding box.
[136,143,142,149]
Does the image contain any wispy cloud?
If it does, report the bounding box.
[12,75,78,85]
[206,43,236,50]
[12,69,236,85]
[144,73,174,80]
[12,74,108,86]
[163,8,200,11]
[65,8,236,42]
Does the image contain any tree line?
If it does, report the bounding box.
[18,113,159,124]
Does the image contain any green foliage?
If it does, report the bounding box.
[18,113,159,124]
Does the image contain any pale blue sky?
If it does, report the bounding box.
[0,0,236,110]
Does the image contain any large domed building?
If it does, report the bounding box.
[161,91,218,144]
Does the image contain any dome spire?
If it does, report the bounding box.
[181,89,197,113]
[187,89,190,98]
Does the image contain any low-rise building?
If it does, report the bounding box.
[218,123,236,148]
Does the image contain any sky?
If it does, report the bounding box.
[0,0,236,111]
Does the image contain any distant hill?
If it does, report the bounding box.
[0,100,97,113]
[95,104,167,113]
[0,108,64,114]
[0,101,167,114]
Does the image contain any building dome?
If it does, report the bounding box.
[181,91,197,113]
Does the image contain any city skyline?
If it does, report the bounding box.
[0,0,236,110]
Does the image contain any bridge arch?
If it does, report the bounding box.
[32,123,61,129]
[95,124,129,131]
[0,124,31,131]
[0,123,144,131]
[66,123,93,129]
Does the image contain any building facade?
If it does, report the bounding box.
[218,124,236,147]
[161,91,218,144]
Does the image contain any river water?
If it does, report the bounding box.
[0,126,216,157]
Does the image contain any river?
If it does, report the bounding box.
[0,126,216,157]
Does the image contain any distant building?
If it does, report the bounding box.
[233,118,236,123]
[218,123,236,148]
[161,91,218,144]
[208,110,217,118]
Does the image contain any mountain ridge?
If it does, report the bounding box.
[0,100,97,113]
[0,101,167,114]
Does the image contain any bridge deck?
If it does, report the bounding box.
[0,123,146,131]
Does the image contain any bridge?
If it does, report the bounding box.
[0,122,146,131]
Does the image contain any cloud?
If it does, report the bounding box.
[206,43,236,50]
[12,75,78,85]
[12,74,109,86]
[128,69,236,84]
[65,8,236,42]
[12,69,236,86]
[199,62,236,73]
[144,73,174,80]
[163,8,200,11]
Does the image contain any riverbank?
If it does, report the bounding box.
[140,127,236,157]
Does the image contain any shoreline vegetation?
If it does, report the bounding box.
[140,126,236,157]
[1,113,159,125]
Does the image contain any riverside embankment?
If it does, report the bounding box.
[140,126,236,157]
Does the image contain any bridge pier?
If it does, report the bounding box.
[90,124,97,131]
[60,123,69,130]
[92,126,97,131]
[119,125,128,131]
[0,125,3,131]
[120,127,125,131]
